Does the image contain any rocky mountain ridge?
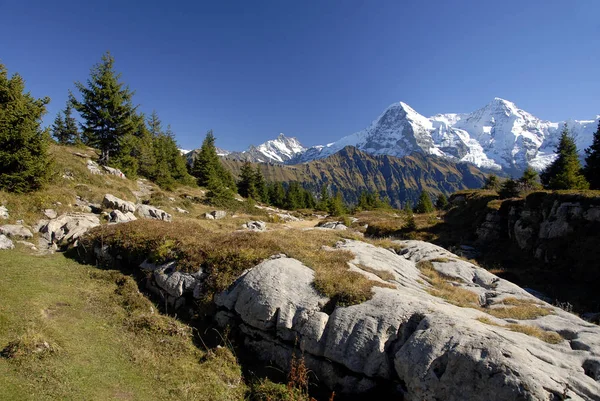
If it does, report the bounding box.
[189,99,599,175]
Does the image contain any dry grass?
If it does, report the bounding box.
[355,264,396,282]
[476,317,563,344]
[81,219,392,307]
[417,261,554,321]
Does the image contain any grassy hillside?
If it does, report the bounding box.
[221,146,486,207]
[0,249,245,401]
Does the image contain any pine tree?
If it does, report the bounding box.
[268,182,286,208]
[238,161,258,199]
[190,130,234,190]
[71,52,136,164]
[316,184,330,211]
[402,201,417,231]
[414,191,434,214]
[435,194,449,210]
[51,111,67,144]
[541,125,589,190]
[584,121,600,189]
[327,191,345,216]
[285,182,304,210]
[498,178,520,199]
[0,63,51,193]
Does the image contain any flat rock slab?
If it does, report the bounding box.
[102,194,136,214]
[136,204,172,222]
[0,225,33,239]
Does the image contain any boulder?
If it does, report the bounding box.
[43,209,57,219]
[102,194,136,214]
[0,206,8,219]
[40,213,100,246]
[0,234,14,250]
[0,225,33,239]
[242,221,267,231]
[86,160,103,175]
[102,165,126,178]
[211,210,226,220]
[275,213,300,222]
[215,239,600,400]
[175,207,189,214]
[136,204,172,222]
[108,210,137,224]
[318,221,348,230]
[203,213,215,220]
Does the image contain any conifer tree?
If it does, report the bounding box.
[285,182,304,210]
[402,201,417,231]
[254,166,268,203]
[483,174,501,191]
[584,121,600,189]
[540,125,589,190]
[238,161,258,199]
[518,166,542,192]
[0,63,51,193]
[316,184,330,211]
[498,178,520,199]
[268,182,286,208]
[51,111,67,144]
[327,191,345,216]
[63,103,80,144]
[71,52,136,164]
[435,194,449,210]
[414,191,434,214]
[191,130,235,190]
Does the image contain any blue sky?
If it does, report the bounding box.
[2,0,599,151]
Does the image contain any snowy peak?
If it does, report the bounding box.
[254,133,306,163]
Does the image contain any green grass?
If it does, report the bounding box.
[0,250,245,401]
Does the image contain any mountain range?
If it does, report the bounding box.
[195,98,599,176]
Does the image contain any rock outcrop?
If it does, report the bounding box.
[204,210,226,220]
[0,234,14,250]
[102,194,136,214]
[136,204,172,222]
[0,225,34,239]
[214,240,600,400]
[0,206,9,220]
[40,213,101,247]
[317,221,348,230]
[242,221,266,231]
[109,210,137,224]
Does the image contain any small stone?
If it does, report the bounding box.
[43,209,57,219]
[0,206,9,220]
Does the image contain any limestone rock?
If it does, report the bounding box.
[43,209,57,219]
[242,221,266,231]
[140,261,200,299]
[0,206,8,219]
[0,225,33,239]
[215,239,600,400]
[211,210,226,220]
[318,221,348,230]
[102,194,136,214]
[109,210,137,224]
[136,204,172,222]
[0,234,14,250]
[40,213,100,246]
[174,207,189,214]
[86,160,102,175]
[203,213,215,220]
[102,165,126,178]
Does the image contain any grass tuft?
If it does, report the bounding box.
[477,317,563,344]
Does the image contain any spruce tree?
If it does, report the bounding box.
[268,182,286,208]
[238,161,258,199]
[414,191,434,214]
[584,121,600,189]
[71,52,136,164]
[191,130,234,190]
[518,166,542,192]
[540,125,589,190]
[483,174,500,191]
[254,166,268,203]
[63,103,80,144]
[317,184,330,211]
[51,111,67,144]
[0,63,51,193]
[327,191,345,216]
[498,178,520,199]
[435,194,449,210]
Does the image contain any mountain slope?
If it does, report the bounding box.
[224,133,306,163]
[222,146,487,207]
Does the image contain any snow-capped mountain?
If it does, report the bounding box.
[291,98,599,174]
[224,133,306,163]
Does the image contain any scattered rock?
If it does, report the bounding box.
[73,152,88,158]
[43,209,57,219]
[109,210,137,224]
[0,206,9,219]
[16,241,37,250]
[0,225,33,239]
[102,194,136,214]
[242,221,267,231]
[102,165,126,178]
[205,210,226,220]
[0,234,14,250]
[136,204,172,222]
[275,213,300,222]
[174,207,189,214]
[32,219,49,233]
[40,213,100,247]
[86,160,103,175]
[317,221,348,230]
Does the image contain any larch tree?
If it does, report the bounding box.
[70,52,136,165]
[0,63,51,193]
[584,121,600,189]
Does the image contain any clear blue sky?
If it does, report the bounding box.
[2,0,599,151]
